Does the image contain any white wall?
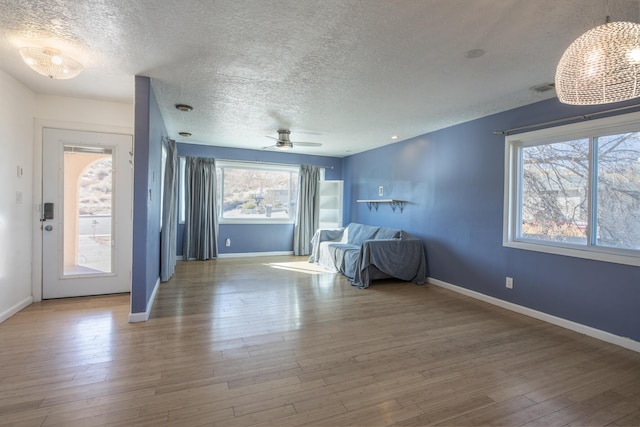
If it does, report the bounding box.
[0,69,35,322]
[35,95,134,128]
[0,82,135,321]
[31,94,134,302]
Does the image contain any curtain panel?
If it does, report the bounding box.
[160,138,178,281]
[293,165,320,255]
[183,156,219,260]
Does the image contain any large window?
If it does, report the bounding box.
[504,112,640,266]
[179,159,300,224]
[217,161,299,223]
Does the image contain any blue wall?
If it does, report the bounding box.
[131,76,165,314]
[343,97,640,342]
[134,80,639,341]
[176,143,342,255]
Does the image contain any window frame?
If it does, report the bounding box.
[503,111,640,267]
[179,156,186,224]
[216,160,300,225]
[160,141,167,229]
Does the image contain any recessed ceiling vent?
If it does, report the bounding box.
[530,82,556,93]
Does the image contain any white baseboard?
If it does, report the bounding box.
[428,277,640,354]
[217,251,294,258]
[128,277,160,323]
[0,296,33,324]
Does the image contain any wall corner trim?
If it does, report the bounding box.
[0,296,33,324]
[428,277,640,354]
[128,277,160,323]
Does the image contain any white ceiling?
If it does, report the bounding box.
[1,0,638,157]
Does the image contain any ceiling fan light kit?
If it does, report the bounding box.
[555,20,640,105]
[19,47,83,79]
[276,129,293,150]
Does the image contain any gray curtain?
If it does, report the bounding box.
[293,165,320,255]
[183,156,218,260]
[160,138,178,281]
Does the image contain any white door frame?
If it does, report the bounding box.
[32,119,134,302]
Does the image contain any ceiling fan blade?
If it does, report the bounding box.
[263,143,294,151]
[264,131,321,148]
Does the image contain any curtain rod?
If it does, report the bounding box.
[493,103,640,136]
[219,159,334,170]
[205,158,334,170]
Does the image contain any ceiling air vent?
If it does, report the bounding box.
[530,82,556,93]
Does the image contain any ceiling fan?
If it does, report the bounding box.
[264,129,322,150]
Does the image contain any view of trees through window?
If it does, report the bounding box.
[220,166,298,220]
[597,133,640,249]
[521,132,640,250]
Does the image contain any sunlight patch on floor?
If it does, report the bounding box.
[264,261,337,275]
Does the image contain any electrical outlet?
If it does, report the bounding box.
[506,277,514,289]
[379,186,384,196]
[225,238,231,247]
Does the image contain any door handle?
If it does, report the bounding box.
[44,225,53,231]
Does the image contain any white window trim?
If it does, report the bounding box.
[216,160,300,173]
[503,110,640,267]
[179,156,185,224]
[160,141,167,229]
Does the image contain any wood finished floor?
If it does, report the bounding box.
[1,256,640,427]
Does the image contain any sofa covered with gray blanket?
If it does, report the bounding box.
[309,223,427,288]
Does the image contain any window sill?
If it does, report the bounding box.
[503,239,640,267]
[219,219,295,225]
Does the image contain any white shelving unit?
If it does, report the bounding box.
[318,180,343,229]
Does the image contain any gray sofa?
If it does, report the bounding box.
[309,223,427,288]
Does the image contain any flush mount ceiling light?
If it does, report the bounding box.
[175,104,193,112]
[555,19,640,105]
[18,47,83,79]
[178,132,192,137]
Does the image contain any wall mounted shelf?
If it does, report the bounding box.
[357,199,408,213]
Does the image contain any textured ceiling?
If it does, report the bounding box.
[1,0,638,157]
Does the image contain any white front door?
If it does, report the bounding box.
[42,128,133,299]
